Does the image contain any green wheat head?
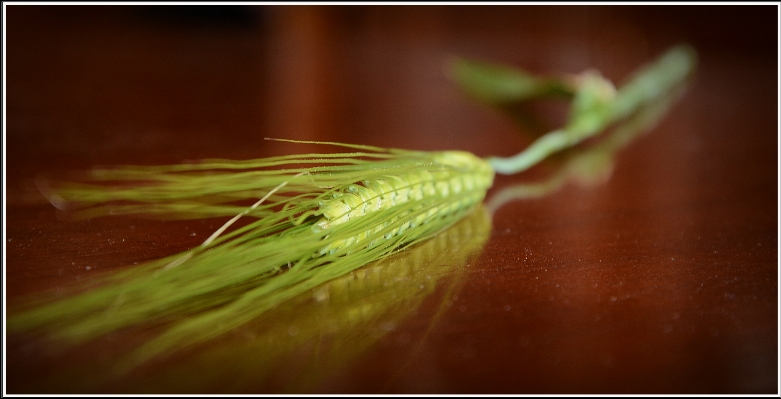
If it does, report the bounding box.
[8,44,697,370]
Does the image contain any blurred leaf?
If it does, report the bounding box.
[449,57,574,105]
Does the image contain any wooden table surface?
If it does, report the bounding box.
[5,5,778,394]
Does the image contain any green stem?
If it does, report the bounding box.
[488,44,697,175]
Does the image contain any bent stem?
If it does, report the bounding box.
[485,77,691,216]
[486,44,697,175]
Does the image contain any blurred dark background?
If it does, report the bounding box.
[6,5,777,168]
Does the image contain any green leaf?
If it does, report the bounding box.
[449,57,573,105]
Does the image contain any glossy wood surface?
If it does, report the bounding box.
[5,5,778,394]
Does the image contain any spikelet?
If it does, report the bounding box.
[9,141,495,363]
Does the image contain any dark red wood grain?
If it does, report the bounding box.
[5,5,778,394]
